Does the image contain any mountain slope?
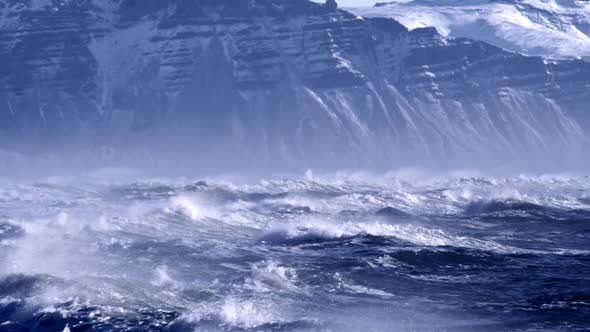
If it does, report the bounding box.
[351,0,590,59]
[0,0,589,171]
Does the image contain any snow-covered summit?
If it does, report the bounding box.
[351,0,590,58]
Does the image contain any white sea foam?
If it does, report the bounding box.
[334,273,393,297]
[169,195,211,220]
[151,265,178,289]
[262,217,517,254]
[220,298,283,328]
[179,295,290,330]
[248,261,301,294]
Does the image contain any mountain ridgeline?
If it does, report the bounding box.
[1,0,589,171]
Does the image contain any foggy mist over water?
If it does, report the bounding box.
[1,0,590,331]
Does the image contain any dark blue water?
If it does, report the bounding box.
[0,175,589,331]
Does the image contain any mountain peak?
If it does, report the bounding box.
[1,0,590,170]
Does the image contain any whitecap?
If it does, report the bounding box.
[247,261,301,294]
[262,218,519,254]
[334,273,393,297]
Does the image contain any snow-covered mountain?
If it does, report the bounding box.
[351,0,590,59]
[0,0,589,171]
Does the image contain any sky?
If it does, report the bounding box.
[311,0,377,7]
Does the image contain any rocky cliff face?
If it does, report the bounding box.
[1,0,589,170]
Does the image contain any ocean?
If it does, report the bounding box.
[1,172,589,331]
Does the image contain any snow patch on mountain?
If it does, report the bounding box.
[350,0,590,58]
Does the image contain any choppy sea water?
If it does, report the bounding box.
[1,173,589,331]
